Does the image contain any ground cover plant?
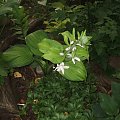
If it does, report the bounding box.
[0,0,120,120]
[23,73,97,120]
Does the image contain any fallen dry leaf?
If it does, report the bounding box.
[14,72,22,78]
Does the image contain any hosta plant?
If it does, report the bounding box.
[26,28,91,81]
[2,28,91,82]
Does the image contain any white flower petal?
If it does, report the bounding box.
[72,46,76,51]
[59,53,64,56]
[61,62,64,66]
[74,57,80,62]
[64,66,69,69]
[70,41,74,45]
[67,53,72,58]
[72,57,80,64]
[65,47,70,51]
[76,44,84,48]
[72,58,76,64]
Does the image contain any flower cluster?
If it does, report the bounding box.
[53,29,91,76]
[65,40,84,64]
[54,40,84,74]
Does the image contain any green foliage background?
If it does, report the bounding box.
[0,0,120,119]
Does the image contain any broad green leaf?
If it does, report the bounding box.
[99,93,119,116]
[3,45,33,67]
[38,38,63,53]
[112,82,120,106]
[42,49,64,64]
[62,61,87,81]
[26,30,48,56]
[38,38,64,63]
[76,47,89,60]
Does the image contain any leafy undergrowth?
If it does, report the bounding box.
[20,73,97,120]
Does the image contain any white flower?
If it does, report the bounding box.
[59,53,64,56]
[72,46,76,51]
[54,62,69,74]
[67,53,72,58]
[72,57,80,64]
[65,47,71,51]
[70,41,74,45]
[76,43,84,48]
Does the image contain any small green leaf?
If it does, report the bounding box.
[3,45,33,67]
[62,61,87,81]
[61,33,69,45]
[80,31,92,45]
[99,93,119,116]
[26,30,48,56]
[72,28,75,40]
[60,31,75,45]
[112,82,120,106]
